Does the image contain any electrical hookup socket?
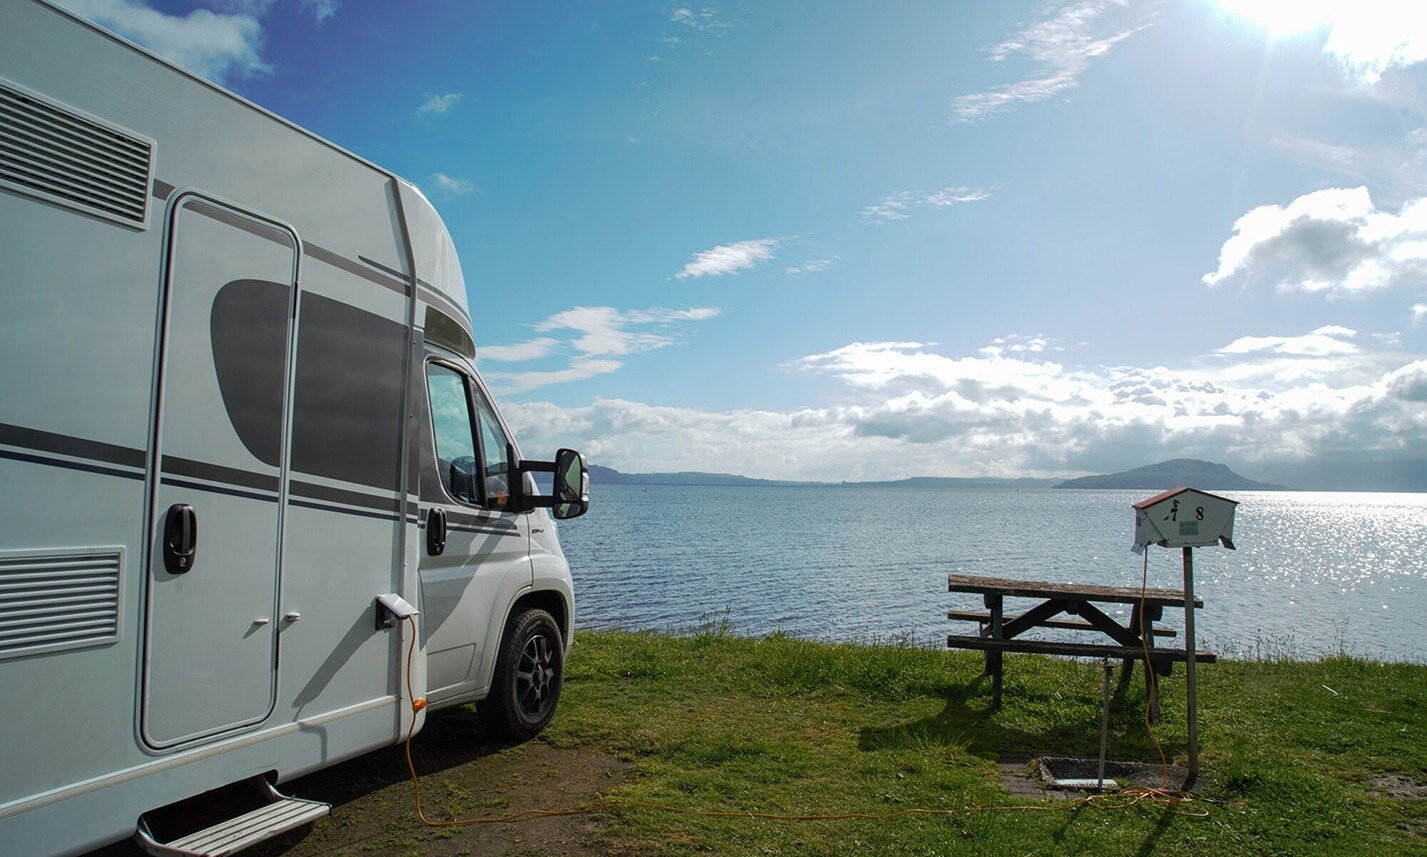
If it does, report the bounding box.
[375,593,419,630]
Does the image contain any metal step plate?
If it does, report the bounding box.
[135,782,330,857]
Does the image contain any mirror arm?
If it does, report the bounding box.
[513,461,558,510]
[510,445,557,512]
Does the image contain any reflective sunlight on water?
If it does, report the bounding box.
[558,486,1427,662]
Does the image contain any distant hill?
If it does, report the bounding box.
[851,476,1058,489]
[1054,459,1287,491]
[587,465,802,487]
[581,459,1427,492]
[588,465,1055,489]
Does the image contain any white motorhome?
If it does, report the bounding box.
[0,2,591,855]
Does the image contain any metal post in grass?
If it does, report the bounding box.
[1132,487,1238,785]
[1183,546,1198,780]
[1098,657,1113,790]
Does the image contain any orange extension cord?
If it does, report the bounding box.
[397,614,1207,831]
[1130,547,1200,807]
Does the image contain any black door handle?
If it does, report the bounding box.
[427,507,447,556]
[163,503,198,574]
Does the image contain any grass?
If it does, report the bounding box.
[533,628,1427,856]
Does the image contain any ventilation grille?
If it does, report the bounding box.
[0,78,154,227]
[0,549,122,660]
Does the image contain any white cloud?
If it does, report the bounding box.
[206,0,336,23]
[952,0,1149,123]
[675,239,780,279]
[1414,304,1427,325]
[302,0,338,24]
[786,257,841,276]
[504,328,1427,480]
[863,186,991,223]
[531,306,719,356]
[1323,5,1427,85]
[1203,186,1427,294]
[923,187,992,207]
[979,334,1060,356]
[1217,326,1359,356]
[498,360,626,394]
[668,6,730,33]
[1384,360,1427,402]
[482,305,720,392]
[480,338,561,362]
[418,92,462,115]
[1268,133,1427,200]
[431,173,475,195]
[56,0,269,83]
[862,192,913,223]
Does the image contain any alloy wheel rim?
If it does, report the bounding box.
[515,633,555,717]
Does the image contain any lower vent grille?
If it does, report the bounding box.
[0,549,123,660]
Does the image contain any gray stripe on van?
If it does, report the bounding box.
[161,455,279,493]
[290,480,403,515]
[183,198,295,249]
[304,242,409,296]
[0,422,145,469]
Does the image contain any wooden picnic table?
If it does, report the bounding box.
[946,573,1215,717]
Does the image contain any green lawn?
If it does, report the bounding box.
[529,627,1427,855]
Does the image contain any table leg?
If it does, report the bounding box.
[986,593,1004,710]
[1118,603,1141,695]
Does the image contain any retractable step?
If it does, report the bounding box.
[134,777,330,857]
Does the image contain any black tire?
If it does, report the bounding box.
[478,608,564,741]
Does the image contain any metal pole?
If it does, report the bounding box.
[1182,546,1198,779]
[1098,657,1112,789]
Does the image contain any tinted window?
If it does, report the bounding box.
[290,293,406,490]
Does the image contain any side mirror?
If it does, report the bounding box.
[552,448,589,520]
[508,448,590,519]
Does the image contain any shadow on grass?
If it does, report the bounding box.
[862,668,1179,760]
[856,673,1192,855]
[84,707,513,857]
[266,707,514,811]
[858,673,1188,856]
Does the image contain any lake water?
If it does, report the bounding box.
[556,485,1427,663]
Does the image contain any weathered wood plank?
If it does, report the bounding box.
[947,574,1203,607]
[946,609,1178,637]
[946,634,1216,663]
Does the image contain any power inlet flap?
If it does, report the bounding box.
[375,593,418,630]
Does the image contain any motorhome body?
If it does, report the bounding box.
[0,2,587,854]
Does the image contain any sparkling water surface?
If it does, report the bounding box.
[558,486,1427,662]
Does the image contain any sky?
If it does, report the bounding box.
[56,0,1427,481]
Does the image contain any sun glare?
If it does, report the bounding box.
[1218,0,1337,36]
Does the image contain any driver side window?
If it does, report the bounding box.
[425,363,479,504]
[472,386,512,509]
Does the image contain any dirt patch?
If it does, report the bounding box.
[1037,755,1203,793]
[1368,773,1427,801]
[997,753,1074,800]
[256,710,628,856]
[85,709,628,857]
[996,753,1204,799]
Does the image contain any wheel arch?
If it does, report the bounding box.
[506,588,569,646]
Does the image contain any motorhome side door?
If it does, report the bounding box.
[141,195,300,749]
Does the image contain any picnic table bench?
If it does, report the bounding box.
[946,574,1216,717]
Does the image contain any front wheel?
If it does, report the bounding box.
[478,608,564,741]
